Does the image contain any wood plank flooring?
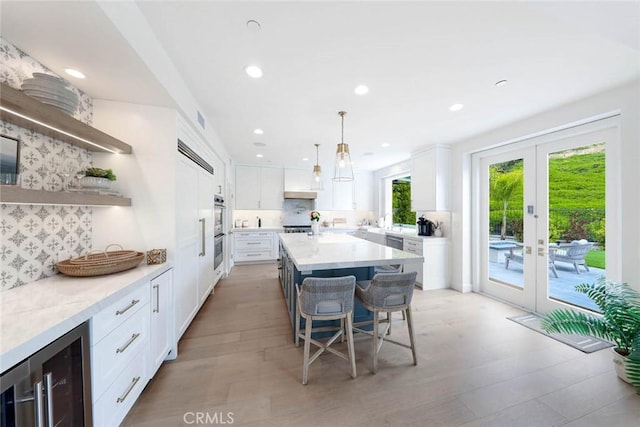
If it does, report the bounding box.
[123,263,639,426]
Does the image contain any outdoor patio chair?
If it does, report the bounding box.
[552,241,593,274]
[505,244,559,278]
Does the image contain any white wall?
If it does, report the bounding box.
[91,100,177,257]
[449,81,640,293]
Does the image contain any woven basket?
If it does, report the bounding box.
[56,244,144,277]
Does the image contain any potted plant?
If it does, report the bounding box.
[80,167,116,189]
[541,278,640,390]
[310,211,320,234]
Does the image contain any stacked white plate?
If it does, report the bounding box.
[21,72,79,115]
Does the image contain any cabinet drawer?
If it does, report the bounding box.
[92,304,149,400]
[235,250,274,261]
[403,239,423,255]
[91,284,149,345]
[92,347,148,427]
[236,239,272,250]
[235,231,273,239]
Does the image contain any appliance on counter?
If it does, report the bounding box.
[417,215,434,236]
[1,322,92,426]
[214,195,225,270]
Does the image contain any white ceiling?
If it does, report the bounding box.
[2,1,639,171]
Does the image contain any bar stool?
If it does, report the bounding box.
[295,276,357,385]
[353,271,417,373]
[373,264,406,320]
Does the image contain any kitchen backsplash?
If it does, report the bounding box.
[0,38,94,290]
[233,210,375,228]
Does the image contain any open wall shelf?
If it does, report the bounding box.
[0,83,132,154]
[0,186,131,207]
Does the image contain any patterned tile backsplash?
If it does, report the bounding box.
[1,37,95,291]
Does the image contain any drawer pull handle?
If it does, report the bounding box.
[246,242,261,245]
[116,376,141,403]
[116,299,140,316]
[153,284,160,313]
[116,333,141,354]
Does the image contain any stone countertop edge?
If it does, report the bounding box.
[279,233,423,272]
[231,227,284,232]
[0,262,173,373]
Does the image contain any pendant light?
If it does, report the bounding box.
[310,143,324,190]
[333,111,354,182]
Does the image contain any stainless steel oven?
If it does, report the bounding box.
[214,234,224,270]
[0,322,92,426]
[214,195,224,237]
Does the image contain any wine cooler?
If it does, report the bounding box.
[1,322,92,426]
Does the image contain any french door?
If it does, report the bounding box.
[477,119,619,314]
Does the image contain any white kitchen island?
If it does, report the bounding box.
[278,233,423,338]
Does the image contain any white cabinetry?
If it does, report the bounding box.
[284,168,311,191]
[234,231,276,262]
[91,284,149,427]
[366,230,387,246]
[402,236,450,290]
[332,181,354,210]
[213,154,225,196]
[176,140,215,340]
[149,269,172,376]
[315,170,373,211]
[235,165,283,209]
[411,145,451,211]
[353,170,373,211]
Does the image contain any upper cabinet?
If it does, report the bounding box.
[284,168,311,192]
[235,165,283,210]
[0,84,131,154]
[213,155,225,196]
[315,170,372,211]
[411,145,451,211]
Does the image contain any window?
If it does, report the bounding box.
[391,176,416,226]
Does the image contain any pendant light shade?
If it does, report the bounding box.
[310,143,324,190]
[333,111,354,182]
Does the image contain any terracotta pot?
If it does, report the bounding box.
[612,347,631,383]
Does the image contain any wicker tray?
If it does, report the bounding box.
[56,245,144,277]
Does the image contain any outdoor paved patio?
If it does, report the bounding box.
[488,259,605,312]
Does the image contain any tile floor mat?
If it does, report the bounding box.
[507,313,613,353]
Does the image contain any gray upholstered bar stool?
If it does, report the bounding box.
[353,271,418,373]
[295,276,357,385]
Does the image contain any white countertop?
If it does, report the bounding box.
[231,227,284,232]
[0,263,172,373]
[363,227,448,241]
[279,233,423,271]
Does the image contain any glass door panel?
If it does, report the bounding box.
[536,130,612,314]
[480,147,536,310]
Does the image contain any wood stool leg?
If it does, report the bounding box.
[405,306,417,366]
[372,310,379,374]
[345,314,357,379]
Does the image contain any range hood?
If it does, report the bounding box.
[283,191,317,199]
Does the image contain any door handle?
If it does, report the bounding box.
[153,284,160,313]
[525,246,532,255]
[34,380,44,427]
[199,218,206,256]
[44,372,54,427]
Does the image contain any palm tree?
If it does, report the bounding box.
[490,167,523,240]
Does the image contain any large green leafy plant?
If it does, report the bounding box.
[541,278,640,392]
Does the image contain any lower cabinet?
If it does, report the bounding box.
[403,237,450,290]
[233,231,277,262]
[149,269,172,375]
[90,267,173,426]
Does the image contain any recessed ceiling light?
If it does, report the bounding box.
[354,85,369,95]
[495,79,508,87]
[302,157,309,161]
[245,65,263,78]
[449,103,464,112]
[253,128,264,135]
[381,143,390,148]
[256,154,263,158]
[64,68,85,79]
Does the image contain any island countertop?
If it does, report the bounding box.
[279,233,423,272]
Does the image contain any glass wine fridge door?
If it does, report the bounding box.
[1,322,92,427]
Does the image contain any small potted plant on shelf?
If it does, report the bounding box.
[541,278,640,392]
[80,167,117,189]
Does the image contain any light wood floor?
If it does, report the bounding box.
[124,264,639,426]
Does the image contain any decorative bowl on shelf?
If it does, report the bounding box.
[80,176,111,189]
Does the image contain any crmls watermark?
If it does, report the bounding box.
[183,412,234,425]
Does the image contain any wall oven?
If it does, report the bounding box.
[213,195,224,271]
[1,322,92,426]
